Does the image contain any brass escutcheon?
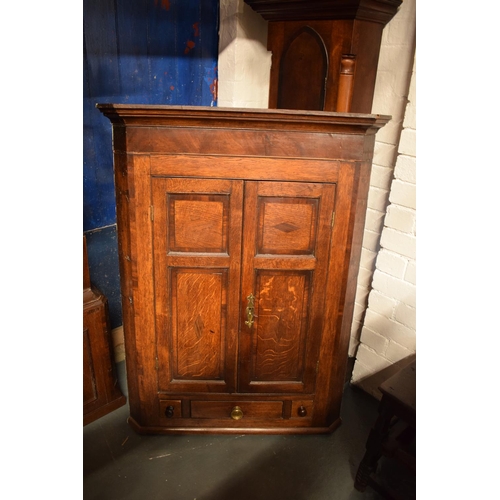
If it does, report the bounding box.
[245,293,255,328]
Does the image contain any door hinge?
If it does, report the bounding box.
[155,357,159,370]
[331,211,336,227]
[316,360,320,373]
[150,205,154,221]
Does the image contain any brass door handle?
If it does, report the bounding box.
[245,293,255,328]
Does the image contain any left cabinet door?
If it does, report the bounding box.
[152,177,244,394]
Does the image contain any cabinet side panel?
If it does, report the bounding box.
[329,156,374,418]
[113,152,141,413]
[313,160,365,425]
[121,154,156,423]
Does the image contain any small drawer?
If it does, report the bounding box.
[191,400,283,420]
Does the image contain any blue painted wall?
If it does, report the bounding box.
[83,0,219,328]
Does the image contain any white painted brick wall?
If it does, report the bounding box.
[405,260,416,285]
[371,269,416,308]
[385,204,416,233]
[380,228,416,259]
[394,155,416,183]
[349,0,416,384]
[370,165,395,190]
[359,248,377,271]
[218,0,271,108]
[389,179,416,210]
[395,302,416,330]
[350,0,416,357]
[375,249,407,279]
[351,51,417,398]
[367,186,390,213]
[364,208,386,233]
[398,128,416,156]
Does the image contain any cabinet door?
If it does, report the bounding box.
[152,177,243,393]
[239,181,336,393]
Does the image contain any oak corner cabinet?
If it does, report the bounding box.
[98,104,389,434]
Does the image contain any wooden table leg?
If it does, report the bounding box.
[354,360,416,497]
[354,398,394,492]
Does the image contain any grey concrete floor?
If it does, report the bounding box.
[83,362,414,500]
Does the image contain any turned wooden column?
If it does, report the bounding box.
[336,54,356,112]
[244,0,402,113]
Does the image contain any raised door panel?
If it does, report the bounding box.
[152,177,243,393]
[251,271,311,382]
[239,181,336,393]
[170,268,228,380]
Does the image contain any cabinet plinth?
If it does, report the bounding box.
[98,104,389,434]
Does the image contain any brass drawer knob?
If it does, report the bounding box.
[231,406,243,420]
[165,405,175,418]
[297,405,307,417]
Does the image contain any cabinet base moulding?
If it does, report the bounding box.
[127,416,342,436]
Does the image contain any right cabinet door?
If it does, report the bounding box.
[239,181,337,394]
